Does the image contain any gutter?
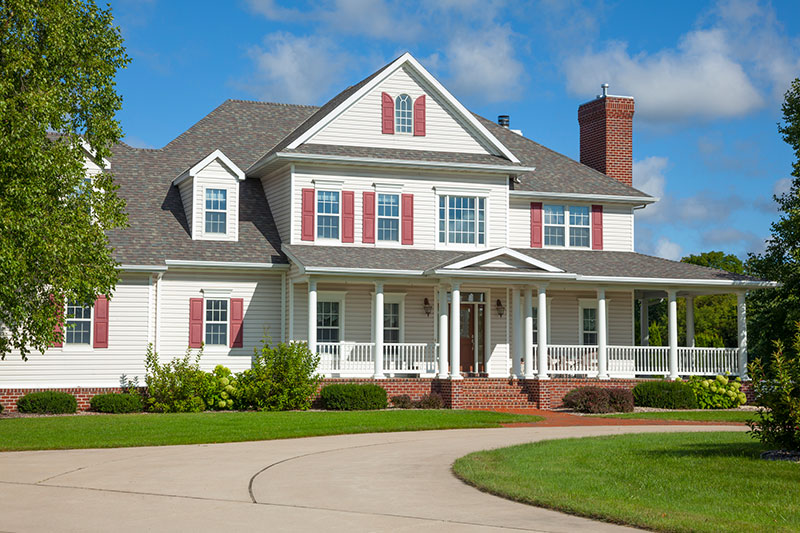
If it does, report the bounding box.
[509,190,657,205]
[163,260,290,270]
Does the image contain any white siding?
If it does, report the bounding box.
[192,159,240,242]
[0,274,152,387]
[544,289,633,345]
[291,165,509,249]
[178,177,194,235]
[157,270,283,374]
[260,165,292,242]
[308,66,495,155]
[487,287,510,377]
[508,198,634,252]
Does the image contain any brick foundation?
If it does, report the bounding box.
[0,379,757,413]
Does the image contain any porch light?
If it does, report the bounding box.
[496,299,505,317]
[423,298,433,317]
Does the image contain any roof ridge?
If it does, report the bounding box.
[224,98,319,109]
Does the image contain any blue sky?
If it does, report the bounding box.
[110,0,800,261]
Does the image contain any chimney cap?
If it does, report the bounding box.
[601,83,609,97]
[497,115,510,128]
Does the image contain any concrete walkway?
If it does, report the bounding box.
[0,424,746,532]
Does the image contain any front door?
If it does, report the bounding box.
[459,304,474,373]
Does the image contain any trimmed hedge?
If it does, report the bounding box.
[562,387,634,413]
[90,393,143,414]
[632,380,698,409]
[17,391,77,414]
[320,384,388,410]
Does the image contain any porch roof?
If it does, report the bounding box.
[282,244,774,288]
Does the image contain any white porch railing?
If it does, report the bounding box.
[316,342,438,377]
[608,346,670,376]
[532,345,600,376]
[678,347,738,375]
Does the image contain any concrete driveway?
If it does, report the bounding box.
[0,424,744,532]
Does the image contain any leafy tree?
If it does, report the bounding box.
[0,1,129,359]
[746,78,800,360]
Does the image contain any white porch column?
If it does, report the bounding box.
[686,295,695,347]
[668,289,679,380]
[737,291,748,379]
[597,288,609,379]
[536,285,549,380]
[373,281,385,379]
[437,285,449,379]
[639,299,649,346]
[511,288,522,378]
[307,278,317,355]
[450,281,462,380]
[523,287,535,378]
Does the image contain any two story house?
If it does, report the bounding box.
[0,53,774,410]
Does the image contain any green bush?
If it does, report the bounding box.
[320,383,388,410]
[391,394,413,409]
[684,375,746,409]
[237,341,321,411]
[17,391,77,414]
[414,393,445,409]
[748,326,800,450]
[695,331,724,348]
[199,365,238,410]
[143,344,208,413]
[90,393,143,413]
[632,380,698,409]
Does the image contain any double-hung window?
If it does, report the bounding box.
[317,190,340,240]
[395,94,412,133]
[205,189,227,235]
[317,301,340,342]
[205,299,228,346]
[377,193,400,242]
[581,307,598,345]
[65,301,91,345]
[438,195,486,245]
[543,205,590,248]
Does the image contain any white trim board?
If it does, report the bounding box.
[174,149,246,186]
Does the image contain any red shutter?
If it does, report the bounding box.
[530,202,543,248]
[363,191,375,243]
[342,190,355,243]
[413,95,426,136]
[189,298,203,348]
[93,295,109,348]
[230,298,244,348]
[301,188,315,241]
[591,204,604,250]
[381,92,394,134]
[51,294,63,348]
[401,194,414,245]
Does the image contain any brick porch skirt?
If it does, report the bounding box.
[1,379,755,412]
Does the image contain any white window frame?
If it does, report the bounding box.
[204,188,228,236]
[395,94,413,134]
[317,291,346,343]
[376,293,405,344]
[376,192,401,243]
[543,204,592,249]
[204,298,230,347]
[578,298,610,346]
[64,301,92,347]
[316,189,341,242]
[436,192,489,250]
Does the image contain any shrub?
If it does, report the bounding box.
[0,402,4,414]
[414,393,445,409]
[563,387,612,413]
[199,365,238,410]
[684,375,746,409]
[90,393,143,414]
[17,391,77,414]
[320,384,388,410]
[237,341,321,411]
[695,331,724,348]
[391,394,413,409]
[632,380,698,409]
[608,388,635,413]
[143,344,207,413]
[748,326,800,450]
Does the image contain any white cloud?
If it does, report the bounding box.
[773,177,793,196]
[563,29,763,122]
[246,33,351,104]
[244,0,302,20]
[654,237,683,261]
[702,227,766,254]
[633,156,668,220]
[317,0,422,41]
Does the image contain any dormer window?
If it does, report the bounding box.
[395,94,413,133]
[205,188,227,234]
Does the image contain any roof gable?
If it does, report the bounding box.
[286,53,520,163]
[173,149,245,186]
[442,248,563,273]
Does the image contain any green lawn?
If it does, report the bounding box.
[454,431,799,533]
[598,410,756,423]
[0,410,542,451]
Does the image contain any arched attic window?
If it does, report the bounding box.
[395,94,413,133]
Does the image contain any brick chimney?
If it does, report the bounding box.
[578,84,635,187]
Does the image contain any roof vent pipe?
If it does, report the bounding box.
[601,83,609,97]
[497,115,510,128]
